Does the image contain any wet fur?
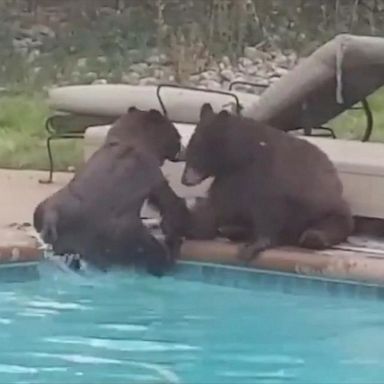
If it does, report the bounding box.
[34,107,189,276]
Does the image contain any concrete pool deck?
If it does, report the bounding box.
[0,169,72,227]
[0,169,71,264]
[1,169,384,287]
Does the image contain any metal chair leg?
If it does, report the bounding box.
[39,136,54,184]
[303,126,336,139]
[361,98,373,142]
[313,127,337,139]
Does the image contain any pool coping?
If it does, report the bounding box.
[3,226,384,290]
[0,227,41,264]
[180,239,384,286]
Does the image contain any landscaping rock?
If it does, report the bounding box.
[139,77,158,85]
[220,69,235,82]
[129,63,149,76]
[122,72,140,84]
[92,78,108,85]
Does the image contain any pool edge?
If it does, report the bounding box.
[0,227,42,282]
[179,240,384,287]
[1,227,384,289]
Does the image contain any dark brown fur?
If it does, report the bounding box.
[34,107,189,276]
[181,103,353,260]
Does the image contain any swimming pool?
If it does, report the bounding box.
[1,260,384,384]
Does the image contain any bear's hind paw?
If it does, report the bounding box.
[299,229,330,249]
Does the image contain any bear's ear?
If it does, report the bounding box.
[127,106,138,113]
[147,109,164,122]
[218,110,230,119]
[200,103,214,120]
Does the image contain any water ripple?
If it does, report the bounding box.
[28,300,89,311]
[222,369,296,380]
[1,266,384,384]
[18,308,60,318]
[32,352,122,365]
[0,364,38,374]
[99,323,147,332]
[124,361,181,384]
[45,336,199,352]
[219,354,305,365]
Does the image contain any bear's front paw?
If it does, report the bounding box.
[299,229,330,249]
[164,236,183,262]
[237,237,271,263]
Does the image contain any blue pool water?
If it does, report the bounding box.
[0,262,384,384]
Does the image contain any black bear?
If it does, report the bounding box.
[34,107,189,276]
[181,103,353,260]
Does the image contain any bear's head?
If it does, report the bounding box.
[182,103,256,186]
[108,106,184,164]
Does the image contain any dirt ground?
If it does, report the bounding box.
[0,169,72,227]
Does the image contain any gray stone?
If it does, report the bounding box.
[189,74,201,84]
[238,57,253,68]
[146,55,161,65]
[27,49,40,63]
[159,53,170,65]
[139,77,158,86]
[249,76,269,86]
[233,72,246,82]
[96,56,108,64]
[148,47,161,57]
[85,72,98,82]
[30,39,43,49]
[32,25,55,38]
[32,66,42,75]
[129,63,149,76]
[199,79,222,90]
[244,46,262,62]
[18,29,34,38]
[12,39,24,50]
[153,68,165,79]
[273,51,295,69]
[12,38,32,52]
[77,58,87,68]
[157,66,173,80]
[286,51,299,67]
[220,69,235,82]
[230,83,251,93]
[221,80,230,89]
[269,75,281,84]
[122,72,140,84]
[92,78,108,85]
[256,67,271,79]
[128,49,142,63]
[274,67,289,77]
[71,71,81,82]
[200,70,221,82]
[246,65,261,76]
[221,56,231,67]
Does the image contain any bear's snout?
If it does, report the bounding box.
[173,144,187,162]
[181,166,206,186]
